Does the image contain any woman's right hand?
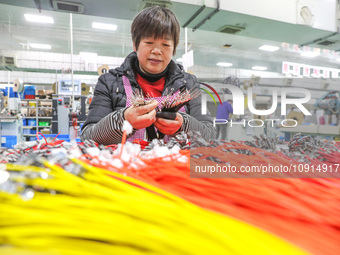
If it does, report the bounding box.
[123,101,158,129]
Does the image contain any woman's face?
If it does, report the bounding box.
[134,36,174,74]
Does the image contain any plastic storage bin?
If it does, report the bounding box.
[25,95,35,99]
[23,129,31,134]
[27,119,37,126]
[55,134,70,140]
[3,87,18,98]
[1,136,17,148]
[24,86,36,99]
[36,134,80,143]
[38,121,50,126]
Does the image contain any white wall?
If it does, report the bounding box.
[173,0,337,31]
[1,50,125,72]
[0,71,99,89]
[188,65,284,79]
[0,50,125,87]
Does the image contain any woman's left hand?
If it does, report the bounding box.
[153,112,183,135]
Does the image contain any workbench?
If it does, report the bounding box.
[280,125,340,140]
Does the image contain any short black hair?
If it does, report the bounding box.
[131,6,180,55]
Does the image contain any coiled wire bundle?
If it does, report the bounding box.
[0,155,307,255]
[79,141,340,255]
[1,133,339,255]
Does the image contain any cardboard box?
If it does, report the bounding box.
[36,89,46,99]
[28,109,36,117]
[44,109,52,117]
[3,96,8,107]
[40,129,51,135]
[21,108,28,116]
[39,101,52,107]
[45,90,54,99]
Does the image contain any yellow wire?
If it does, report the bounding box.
[0,161,310,255]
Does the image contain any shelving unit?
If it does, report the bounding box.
[21,98,53,141]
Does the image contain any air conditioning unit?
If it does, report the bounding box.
[217,25,245,35]
[0,55,17,67]
[139,0,172,11]
[52,0,84,14]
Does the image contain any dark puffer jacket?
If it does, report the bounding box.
[81,52,216,145]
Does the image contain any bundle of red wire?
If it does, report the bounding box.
[80,141,340,255]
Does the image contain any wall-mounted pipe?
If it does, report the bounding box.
[192,0,220,32]
[182,5,206,28]
[34,0,42,12]
[300,32,337,47]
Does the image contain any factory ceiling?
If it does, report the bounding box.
[0,0,340,76]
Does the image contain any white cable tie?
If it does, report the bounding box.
[123,120,133,135]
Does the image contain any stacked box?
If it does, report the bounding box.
[24,86,36,99]
[40,129,51,135]
[36,89,46,99]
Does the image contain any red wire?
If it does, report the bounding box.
[51,131,62,143]
[79,142,340,255]
[119,130,127,159]
[36,132,48,144]
[72,113,78,130]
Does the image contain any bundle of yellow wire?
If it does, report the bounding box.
[0,158,309,255]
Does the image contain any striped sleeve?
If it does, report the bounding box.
[81,108,136,145]
[173,112,216,141]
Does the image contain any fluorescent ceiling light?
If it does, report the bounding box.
[92,22,117,31]
[30,43,51,50]
[259,45,279,52]
[217,62,233,67]
[24,14,54,24]
[252,66,267,71]
[300,51,319,57]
